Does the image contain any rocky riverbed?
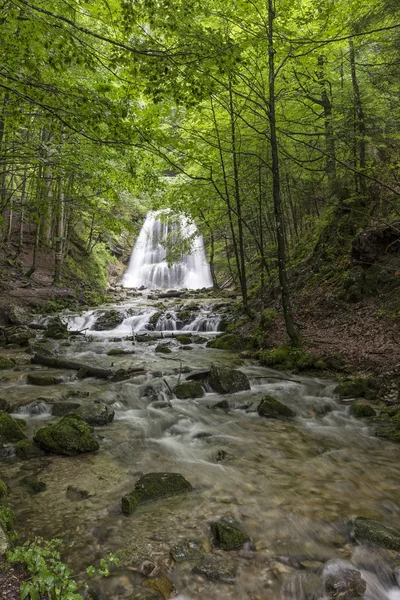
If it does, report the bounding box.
[1,289,400,599]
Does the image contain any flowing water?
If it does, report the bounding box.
[122,211,213,290]
[1,290,400,600]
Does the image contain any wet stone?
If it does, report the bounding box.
[34,415,99,455]
[350,517,400,551]
[257,395,296,419]
[174,381,204,400]
[0,412,26,444]
[0,357,15,369]
[121,472,193,515]
[170,538,204,562]
[23,476,46,494]
[51,402,81,417]
[27,374,61,386]
[155,344,172,354]
[323,560,366,600]
[192,557,237,584]
[144,577,174,599]
[75,400,115,426]
[210,399,229,410]
[208,365,250,394]
[16,439,43,459]
[211,519,250,550]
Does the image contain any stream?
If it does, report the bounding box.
[1,289,400,599]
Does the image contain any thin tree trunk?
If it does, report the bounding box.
[26,214,42,278]
[349,39,367,199]
[53,175,64,284]
[317,55,338,197]
[267,0,300,345]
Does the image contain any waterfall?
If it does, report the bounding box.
[122,211,213,290]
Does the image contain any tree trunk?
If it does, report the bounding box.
[267,0,300,345]
[349,39,367,199]
[53,175,64,284]
[317,55,338,197]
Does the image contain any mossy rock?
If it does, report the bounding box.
[350,402,376,418]
[350,517,400,550]
[258,347,325,371]
[175,335,192,345]
[155,344,172,354]
[16,439,43,459]
[5,326,36,345]
[51,402,81,417]
[127,589,162,600]
[192,335,208,344]
[45,317,69,340]
[27,374,61,386]
[63,390,90,399]
[0,478,7,500]
[192,558,236,584]
[144,578,174,599]
[149,312,162,327]
[336,377,377,400]
[177,309,194,324]
[34,415,99,455]
[257,395,296,419]
[0,412,26,443]
[207,334,242,351]
[107,348,135,356]
[121,472,192,515]
[211,520,250,550]
[174,381,204,399]
[75,401,115,426]
[170,538,204,562]
[136,334,152,343]
[0,504,14,532]
[23,476,47,494]
[0,357,15,369]
[208,365,250,395]
[92,310,124,331]
[210,399,229,410]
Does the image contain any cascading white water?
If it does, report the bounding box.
[122,210,213,290]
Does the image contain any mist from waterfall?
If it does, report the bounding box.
[122,210,213,290]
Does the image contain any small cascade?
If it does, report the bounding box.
[155,312,178,331]
[183,315,221,332]
[122,210,213,290]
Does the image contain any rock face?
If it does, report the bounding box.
[92,310,124,331]
[208,365,250,394]
[34,415,99,455]
[323,560,366,600]
[211,520,250,550]
[75,401,115,426]
[350,517,400,551]
[0,412,26,444]
[257,395,296,419]
[192,558,236,584]
[174,381,204,400]
[5,326,36,345]
[121,472,192,515]
[27,374,60,386]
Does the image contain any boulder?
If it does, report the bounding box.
[0,412,26,444]
[51,402,81,417]
[34,415,99,455]
[174,381,204,400]
[208,365,250,394]
[323,560,366,599]
[23,476,47,494]
[45,317,69,340]
[92,310,124,331]
[7,305,31,326]
[192,558,236,584]
[121,472,192,515]
[257,395,296,419]
[27,374,61,386]
[16,439,43,459]
[211,520,250,550]
[0,398,10,412]
[170,538,204,562]
[75,401,115,426]
[210,399,229,410]
[107,348,135,356]
[155,344,172,354]
[0,357,15,369]
[144,578,174,599]
[350,403,376,418]
[207,334,242,351]
[192,335,208,344]
[5,326,36,345]
[350,517,400,551]
[175,335,192,345]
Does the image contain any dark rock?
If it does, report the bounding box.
[144,578,174,598]
[323,560,366,599]
[211,520,250,550]
[107,348,135,356]
[216,450,226,462]
[335,378,377,400]
[7,305,31,326]
[257,395,296,419]
[0,398,10,412]
[350,517,400,551]
[350,402,376,418]
[51,402,81,417]
[27,374,61,386]
[76,401,115,426]
[16,440,43,459]
[5,326,36,345]
[174,381,204,400]
[192,558,236,584]
[66,485,91,500]
[208,365,250,394]
[121,472,192,515]
[186,370,211,382]
[136,334,153,343]
[210,400,229,410]
[155,344,172,354]
[34,415,99,455]
[175,335,192,345]
[0,357,15,369]
[192,335,208,344]
[0,412,26,443]
[23,476,47,494]
[63,390,90,399]
[92,310,125,331]
[45,317,69,340]
[170,539,204,562]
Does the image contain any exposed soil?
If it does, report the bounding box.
[0,561,29,600]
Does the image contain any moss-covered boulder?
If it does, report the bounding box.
[208,365,250,395]
[0,357,15,369]
[207,334,242,351]
[211,520,250,550]
[257,395,296,419]
[210,399,229,410]
[350,517,400,551]
[107,348,135,356]
[192,558,236,584]
[5,325,36,346]
[0,412,26,443]
[0,478,7,500]
[174,381,204,400]
[175,334,192,345]
[336,377,377,400]
[155,344,172,354]
[75,401,115,426]
[149,312,162,327]
[45,317,69,340]
[27,373,61,386]
[92,310,124,331]
[121,472,192,515]
[34,415,99,455]
[51,402,81,417]
[259,347,325,371]
[350,402,376,418]
[192,335,208,344]
[136,334,152,343]
[16,439,43,459]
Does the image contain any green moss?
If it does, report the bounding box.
[336,377,377,400]
[0,504,14,532]
[174,381,204,399]
[149,312,162,327]
[211,520,250,551]
[155,344,172,354]
[207,334,242,351]
[258,346,325,371]
[257,395,296,419]
[175,335,192,345]
[0,412,26,443]
[350,402,376,418]
[121,472,192,515]
[27,374,60,386]
[16,439,43,459]
[0,478,7,500]
[350,517,400,550]
[260,309,278,329]
[34,415,99,455]
[0,357,15,369]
